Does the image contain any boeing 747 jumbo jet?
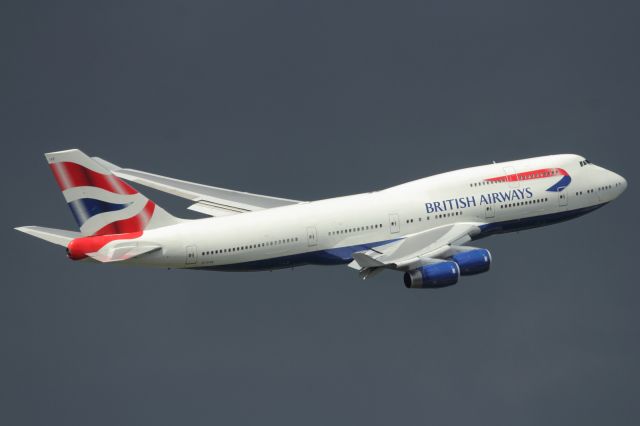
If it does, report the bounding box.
[16,149,627,288]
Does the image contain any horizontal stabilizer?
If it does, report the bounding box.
[15,226,82,247]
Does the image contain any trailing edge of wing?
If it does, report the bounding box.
[92,157,302,216]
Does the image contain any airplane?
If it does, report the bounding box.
[16,149,627,288]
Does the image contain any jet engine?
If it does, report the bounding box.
[450,248,491,276]
[403,261,460,289]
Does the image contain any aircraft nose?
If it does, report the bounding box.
[611,171,627,195]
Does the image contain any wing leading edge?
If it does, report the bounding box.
[93,157,302,216]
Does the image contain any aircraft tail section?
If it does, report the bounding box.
[45,149,181,236]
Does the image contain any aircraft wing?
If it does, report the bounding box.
[92,157,302,216]
[349,222,484,279]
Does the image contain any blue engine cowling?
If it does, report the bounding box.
[403,261,460,289]
[450,249,491,276]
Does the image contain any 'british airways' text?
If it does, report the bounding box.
[425,187,534,213]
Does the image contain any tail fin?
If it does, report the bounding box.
[46,149,181,236]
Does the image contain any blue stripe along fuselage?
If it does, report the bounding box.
[67,198,132,227]
[196,238,401,272]
[196,203,606,272]
[474,202,605,238]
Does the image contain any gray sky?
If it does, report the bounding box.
[1,1,639,425]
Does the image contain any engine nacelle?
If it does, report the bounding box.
[403,261,460,289]
[450,248,491,276]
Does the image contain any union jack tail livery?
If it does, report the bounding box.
[46,149,179,236]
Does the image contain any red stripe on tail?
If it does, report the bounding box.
[93,201,156,236]
[50,162,138,194]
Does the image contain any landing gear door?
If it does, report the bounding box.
[503,166,519,188]
[185,245,197,265]
[389,213,400,234]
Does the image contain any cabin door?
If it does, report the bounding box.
[185,245,197,265]
[558,188,568,208]
[306,226,318,247]
[503,166,519,188]
[389,213,400,234]
[484,204,495,218]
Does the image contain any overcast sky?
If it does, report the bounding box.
[1,1,639,425]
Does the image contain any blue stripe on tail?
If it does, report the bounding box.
[68,198,132,227]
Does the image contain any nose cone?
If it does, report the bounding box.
[611,171,627,196]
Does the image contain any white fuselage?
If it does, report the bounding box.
[132,154,627,271]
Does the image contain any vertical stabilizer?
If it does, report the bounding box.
[46,149,181,236]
